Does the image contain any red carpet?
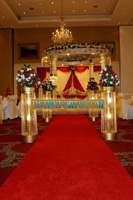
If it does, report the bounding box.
[0,115,133,200]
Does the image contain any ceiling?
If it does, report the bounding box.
[0,0,133,29]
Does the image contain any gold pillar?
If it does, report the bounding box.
[100,54,107,70]
[43,91,52,122]
[50,55,57,86]
[21,87,38,143]
[89,62,94,78]
[107,55,112,66]
[101,87,117,140]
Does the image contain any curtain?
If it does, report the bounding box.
[94,66,101,72]
[37,67,50,96]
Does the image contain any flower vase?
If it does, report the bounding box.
[101,86,117,140]
[88,90,98,121]
[21,87,38,143]
[43,91,52,122]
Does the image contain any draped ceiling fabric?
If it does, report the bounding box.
[57,66,88,97]
[36,66,101,95]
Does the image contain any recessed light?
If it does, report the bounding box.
[73,1,75,3]
[85,1,88,3]
[51,1,54,4]
[18,3,20,6]
[42,11,44,13]
[53,10,56,13]
[103,9,106,12]
[93,5,98,8]
[2,16,4,19]
[39,2,42,5]
[73,10,75,13]
[84,10,86,12]
[36,24,38,27]
[124,12,127,15]
[106,0,108,3]
[23,12,26,14]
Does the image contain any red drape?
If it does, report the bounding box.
[63,73,85,92]
[37,67,50,95]
[94,66,101,72]
[57,67,70,72]
[75,66,89,72]
[57,66,89,72]
[37,67,50,83]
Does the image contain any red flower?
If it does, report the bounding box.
[25,74,29,78]
[18,70,20,73]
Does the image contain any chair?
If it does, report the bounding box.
[117,93,133,119]
[4,95,18,119]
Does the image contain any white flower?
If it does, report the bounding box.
[104,68,107,71]
[110,81,113,84]
[21,70,24,73]
[106,73,108,76]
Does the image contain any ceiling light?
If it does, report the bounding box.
[67,53,70,56]
[62,64,64,66]
[103,9,106,12]
[73,1,75,3]
[73,10,75,13]
[11,25,12,28]
[23,12,26,14]
[39,2,42,5]
[53,10,56,13]
[85,1,88,3]
[124,12,127,15]
[84,10,86,12]
[106,0,108,3]
[36,24,38,27]
[2,16,4,19]
[51,0,73,45]
[18,3,20,6]
[81,64,83,66]
[51,1,54,4]
[42,11,44,13]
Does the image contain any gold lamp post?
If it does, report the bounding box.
[21,87,38,143]
[42,91,52,123]
[101,86,117,140]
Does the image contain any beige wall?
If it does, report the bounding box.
[0,27,119,95]
[0,29,13,96]
[120,26,133,93]
[14,26,119,63]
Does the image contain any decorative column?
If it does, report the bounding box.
[100,54,107,70]
[50,55,58,98]
[89,62,94,78]
[50,55,57,86]
[101,87,117,140]
[107,55,112,66]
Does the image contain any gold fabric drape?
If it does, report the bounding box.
[117,95,132,118]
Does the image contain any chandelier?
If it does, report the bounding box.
[51,0,73,45]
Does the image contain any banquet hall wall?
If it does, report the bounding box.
[0,26,119,96]
[0,29,13,96]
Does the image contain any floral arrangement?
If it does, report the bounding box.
[87,77,99,91]
[99,65,119,87]
[16,64,41,88]
[42,79,54,91]
[44,42,108,53]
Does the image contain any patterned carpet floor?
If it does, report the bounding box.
[0,115,133,187]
